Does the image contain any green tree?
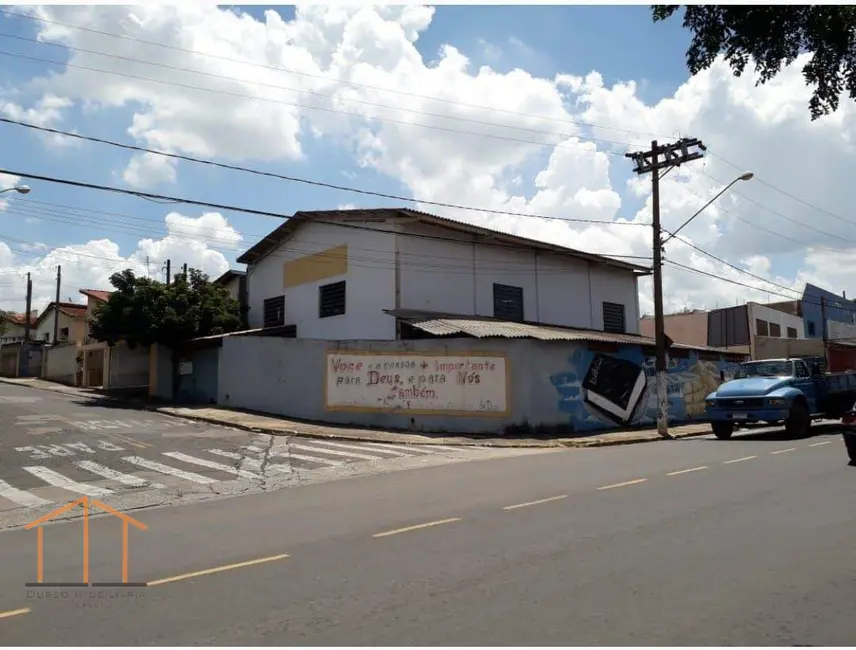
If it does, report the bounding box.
[0,310,8,337]
[89,268,241,400]
[653,5,856,120]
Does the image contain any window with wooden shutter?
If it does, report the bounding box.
[769,322,782,337]
[787,327,798,339]
[493,283,523,321]
[319,281,346,318]
[263,296,285,328]
[756,319,769,336]
[602,302,626,334]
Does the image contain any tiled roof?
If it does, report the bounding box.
[236,207,651,274]
[34,301,88,328]
[79,289,111,302]
[387,309,743,356]
[3,312,35,326]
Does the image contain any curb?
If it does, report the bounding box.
[0,377,713,449]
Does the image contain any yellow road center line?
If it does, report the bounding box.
[597,478,648,491]
[373,518,462,538]
[503,495,568,510]
[771,448,797,455]
[146,553,289,587]
[724,455,757,464]
[666,466,707,476]
[808,441,831,447]
[0,607,30,620]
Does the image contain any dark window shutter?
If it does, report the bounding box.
[319,281,346,318]
[602,302,626,334]
[493,284,523,321]
[263,296,285,328]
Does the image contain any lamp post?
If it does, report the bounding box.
[652,170,754,438]
[0,184,31,195]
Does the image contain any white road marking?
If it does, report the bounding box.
[771,447,797,455]
[304,439,410,457]
[162,451,261,480]
[286,453,344,467]
[666,466,708,476]
[808,441,832,447]
[411,444,475,453]
[207,449,262,470]
[75,460,164,489]
[357,442,415,457]
[122,456,218,485]
[289,443,383,462]
[22,467,114,497]
[723,455,758,464]
[0,478,51,508]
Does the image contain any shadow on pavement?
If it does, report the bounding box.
[685,422,844,443]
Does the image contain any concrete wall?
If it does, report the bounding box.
[43,343,81,385]
[397,221,640,333]
[108,342,150,389]
[640,311,708,347]
[753,336,824,360]
[246,219,397,339]
[218,336,741,435]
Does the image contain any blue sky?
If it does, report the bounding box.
[0,5,851,313]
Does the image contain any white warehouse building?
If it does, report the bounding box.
[237,208,650,340]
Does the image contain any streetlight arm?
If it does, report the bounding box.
[662,179,739,245]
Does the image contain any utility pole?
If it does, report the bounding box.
[53,265,61,344]
[182,263,188,282]
[626,138,706,439]
[165,259,171,286]
[23,272,32,342]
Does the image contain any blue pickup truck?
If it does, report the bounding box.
[704,356,856,439]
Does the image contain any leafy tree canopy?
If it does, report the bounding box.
[89,268,241,350]
[653,5,856,120]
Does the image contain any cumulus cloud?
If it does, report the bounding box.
[0,212,238,313]
[4,4,856,318]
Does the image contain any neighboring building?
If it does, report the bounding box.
[0,311,36,345]
[801,283,856,338]
[78,288,112,387]
[214,268,248,329]
[639,310,708,348]
[237,207,649,340]
[33,301,88,344]
[642,301,805,359]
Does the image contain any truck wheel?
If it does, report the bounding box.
[785,401,810,438]
[712,422,734,440]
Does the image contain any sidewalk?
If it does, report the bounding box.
[0,376,713,448]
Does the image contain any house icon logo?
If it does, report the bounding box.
[25,496,149,588]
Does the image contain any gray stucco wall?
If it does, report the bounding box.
[218,336,743,435]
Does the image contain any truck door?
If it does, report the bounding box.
[793,360,816,413]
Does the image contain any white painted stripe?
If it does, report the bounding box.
[122,456,218,485]
[0,478,51,508]
[287,453,344,467]
[357,442,414,457]
[207,449,264,473]
[289,443,383,461]
[724,455,757,464]
[303,439,409,457]
[162,451,261,479]
[808,441,831,447]
[75,460,164,489]
[23,467,113,497]
[410,444,474,453]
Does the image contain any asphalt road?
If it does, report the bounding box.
[0,419,853,646]
[0,383,527,529]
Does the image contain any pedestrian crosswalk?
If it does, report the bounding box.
[0,440,494,514]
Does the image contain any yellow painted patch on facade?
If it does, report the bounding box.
[283,245,348,288]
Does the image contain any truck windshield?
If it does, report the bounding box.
[734,361,794,379]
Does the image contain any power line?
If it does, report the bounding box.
[0,7,673,142]
[0,31,640,153]
[0,118,649,229]
[664,260,801,301]
[0,48,633,158]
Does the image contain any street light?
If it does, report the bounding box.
[0,184,31,195]
[662,172,753,244]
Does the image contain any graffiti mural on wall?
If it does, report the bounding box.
[550,346,741,432]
